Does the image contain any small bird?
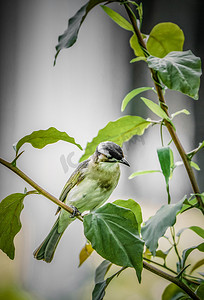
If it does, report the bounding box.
[33,141,130,262]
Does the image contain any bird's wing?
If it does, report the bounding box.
[55,159,90,214]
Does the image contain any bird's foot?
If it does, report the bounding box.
[70,206,81,218]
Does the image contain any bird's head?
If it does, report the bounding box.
[95,141,130,166]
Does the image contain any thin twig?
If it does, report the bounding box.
[0,157,83,222]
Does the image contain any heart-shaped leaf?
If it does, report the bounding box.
[83,203,144,282]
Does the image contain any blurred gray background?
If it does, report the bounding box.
[0,1,203,299]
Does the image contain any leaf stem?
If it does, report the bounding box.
[143,261,200,300]
[0,157,83,222]
[143,257,177,275]
[124,3,204,212]
[170,226,182,269]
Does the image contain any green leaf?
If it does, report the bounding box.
[101,5,133,31]
[15,127,82,155]
[147,50,202,100]
[113,199,143,233]
[147,22,184,58]
[121,87,154,112]
[129,170,161,179]
[162,283,187,300]
[80,116,151,161]
[141,198,185,256]
[130,57,147,63]
[92,260,125,300]
[130,33,145,57]
[180,243,204,270]
[141,97,170,120]
[0,193,26,259]
[54,0,107,65]
[157,147,171,185]
[83,203,144,282]
[171,109,190,119]
[176,226,204,239]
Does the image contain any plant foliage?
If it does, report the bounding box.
[0,1,203,300]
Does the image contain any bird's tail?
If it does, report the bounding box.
[33,217,63,263]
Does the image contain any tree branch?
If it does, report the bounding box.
[124,3,204,211]
[143,261,200,300]
[0,157,83,221]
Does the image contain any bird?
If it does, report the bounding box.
[33,141,130,262]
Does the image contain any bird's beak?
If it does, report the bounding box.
[120,157,130,167]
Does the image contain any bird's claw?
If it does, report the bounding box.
[70,206,81,218]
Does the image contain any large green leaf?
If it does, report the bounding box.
[54,0,108,64]
[147,22,184,58]
[141,198,185,256]
[0,193,26,259]
[83,203,144,282]
[92,260,125,300]
[101,5,133,31]
[113,199,143,233]
[147,50,202,100]
[15,127,82,155]
[80,116,151,161]
[121,87,154,112]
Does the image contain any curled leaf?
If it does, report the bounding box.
[15,127,82,155]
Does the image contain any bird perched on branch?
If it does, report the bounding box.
[33,141,130,262]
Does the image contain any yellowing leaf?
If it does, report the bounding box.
[79,243,94,267]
